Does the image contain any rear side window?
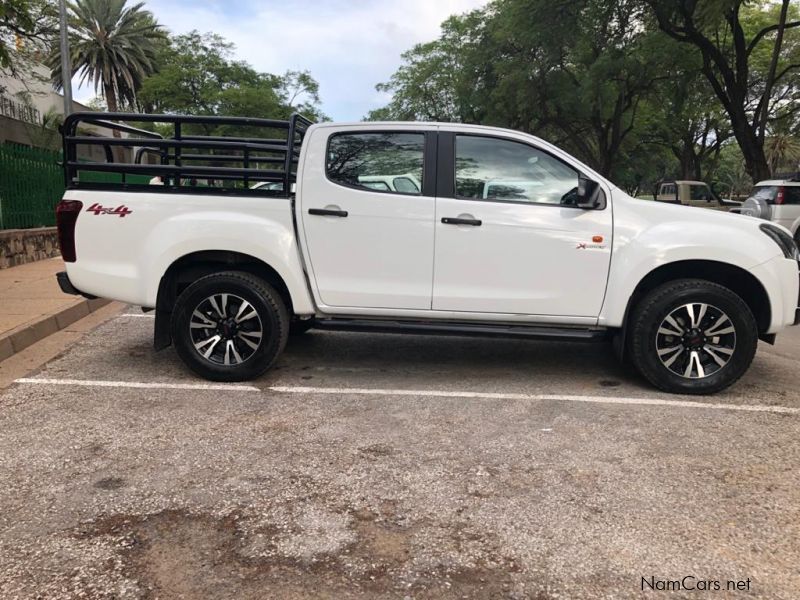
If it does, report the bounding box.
[658,184,676,200]
[327,132,424,195]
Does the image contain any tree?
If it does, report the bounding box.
[138,31,325,126]
[279,69,327,120]
[48,0,164,115]
[0,0,56,78]
[369,0,677,179]
[648,0,800,181]
[642,39,732,182]
[366,11,486,122]
[765,132,800,173]
[714,141,752,199]
[24,106,62,149]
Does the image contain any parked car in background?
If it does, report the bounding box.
[738,174,800,242]
[357,174,421,194]
[656,180,741,211]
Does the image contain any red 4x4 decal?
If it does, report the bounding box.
[86,203,132,217]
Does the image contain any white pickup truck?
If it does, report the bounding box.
[55,112,800,394]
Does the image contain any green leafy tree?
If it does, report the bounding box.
[714,141,752,199]
[139,32,324,123]
[481,0,678,177]
[24,105,62,149]
[765,132,800,173]
[366,11,485,122]
[370,0,676,179]
[280,69,327,121]
[0,0,56,79]
[48,0,164,114]
[641,39,732,182]
[647,0,800,181]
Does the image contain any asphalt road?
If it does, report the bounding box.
[1,310,799,599]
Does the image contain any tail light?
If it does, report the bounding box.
[56,200,82,262]
[775,186,786,205]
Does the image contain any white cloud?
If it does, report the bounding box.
[74,0,490,120]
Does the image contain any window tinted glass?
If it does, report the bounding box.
[747,186,778,204]
[689,185,711,201]
[784,187,800,205]
[327,133,424,195]
[455,136,579,205]
[361,180,391,191]
[393,176,419,194]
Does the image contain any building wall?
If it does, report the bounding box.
[0,64,89,122]
[0,63,120,149]
[0,227,60,268]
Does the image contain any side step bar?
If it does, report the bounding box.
[312,318,609,342]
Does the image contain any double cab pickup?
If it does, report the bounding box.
[55,113,800,394]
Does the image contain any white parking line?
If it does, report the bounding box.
[15,378,259,392]
[12,379,799,415]
[120,313,155,318]
[268,385,800,415]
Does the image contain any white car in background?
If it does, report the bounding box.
[357,174,421,194]
[739,175,800,242]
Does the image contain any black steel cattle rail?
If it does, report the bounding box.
[60,112,314,195]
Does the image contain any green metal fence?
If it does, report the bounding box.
[0,143,64,229]
[77,169,152,185]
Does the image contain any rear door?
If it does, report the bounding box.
[432,132,613,318]
[299,127,437,310]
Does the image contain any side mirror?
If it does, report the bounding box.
[576,175,602,209]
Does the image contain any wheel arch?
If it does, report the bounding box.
[153,250,295,350]
[614,260,772,361]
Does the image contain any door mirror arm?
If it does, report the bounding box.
[576,175,603,209]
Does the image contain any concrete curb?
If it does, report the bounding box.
[0,298,111,362]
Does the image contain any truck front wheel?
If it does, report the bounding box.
[171,271,289,382]
[629,279,758,395]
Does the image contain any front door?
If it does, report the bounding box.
[432,133,613,318]
[301,129,435,310]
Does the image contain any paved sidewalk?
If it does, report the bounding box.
[0,258,110,360]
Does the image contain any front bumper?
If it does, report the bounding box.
[56,271,96,299]
[748,256,800,333]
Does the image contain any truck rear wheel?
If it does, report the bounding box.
[171,271,289,382]
[629,279,758,395]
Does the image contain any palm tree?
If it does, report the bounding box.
[48,0,163,114]
[765,133,800,175]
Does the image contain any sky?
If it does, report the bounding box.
[72,0,490,121]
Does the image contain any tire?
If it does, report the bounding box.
[171,271,289,382]
[629,279,758,395]
[289,318,315,336]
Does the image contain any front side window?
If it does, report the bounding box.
[327,132,424,195]
[455,135,579,205]
[689,185,711,201]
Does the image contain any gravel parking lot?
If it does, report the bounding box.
[1,311,799,599]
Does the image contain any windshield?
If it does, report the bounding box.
[747,186,778,204]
